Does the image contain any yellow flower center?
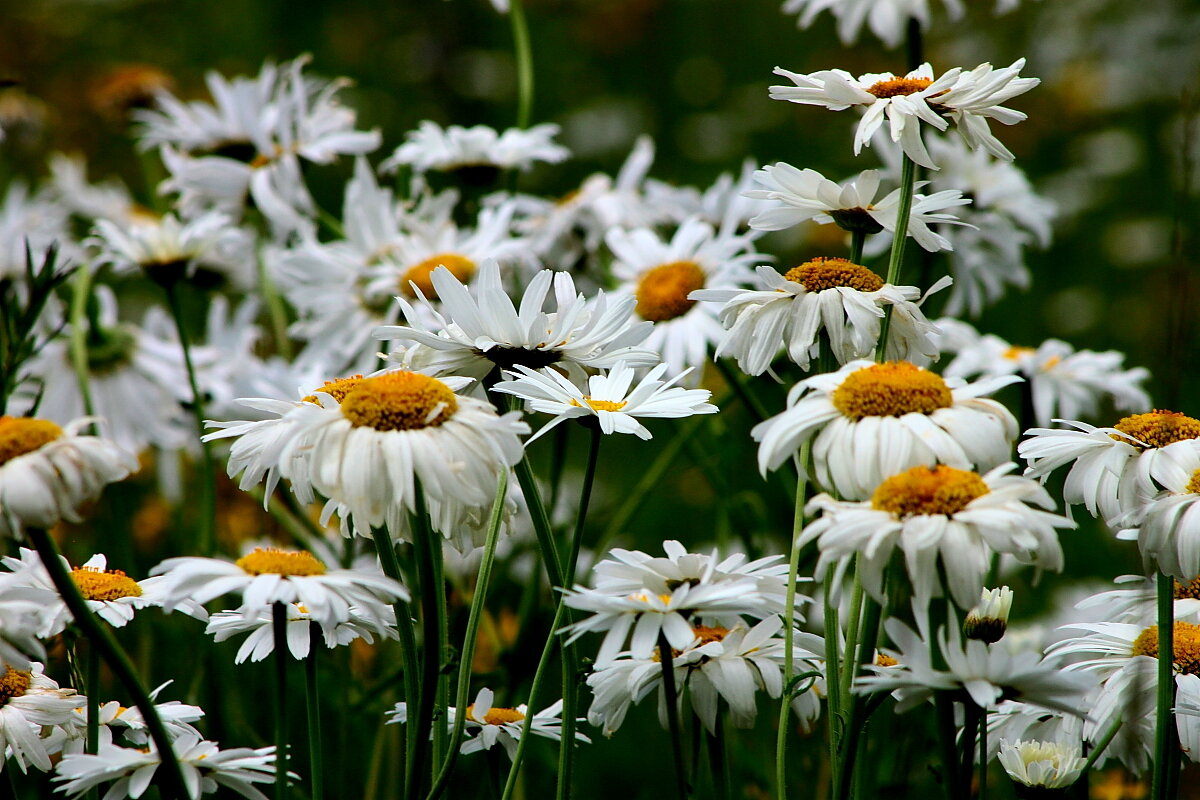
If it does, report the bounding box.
[831,362,953,420]
[635,261,705,322]
[1186,470,1200,496]
[691,625,729,645]
[400,253,477,299]
[783,257,884,293]
[466,704,526,725]
[236,548,327,577]
[71,567,144,601]
[1174,578,1200,600]
[1132,622,1200,674]
[0,416,64,467]
[303,375,365,405]
[0,667,31,705]
[871,465,989,518]
[875,654,898,667]
[1002,346,1034,361]
[1112,410,1200,450]
[866,77,933,98]
[569,397,628,412]
[338,372,458,431]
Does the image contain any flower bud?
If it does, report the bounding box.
[964,586,1013,644]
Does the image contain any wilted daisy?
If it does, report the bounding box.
[782,0,964,48]
[691,258,947,375]
[745,165,970,251]
[151,546,406,628]
[375,260,657,382]
[89,210,252,288]
[493,361,717,443]
[754,360,1019,500]
[770,60,1039,168]
[386,687,587,760]
[0,416,136,538]
[997,739,1087,790]
[54,734,279,799]
[380,121,570,174]
[0,663,86,773]
[803,464,1071,610]
[1020,410,1200,525]
[206,601,397,664]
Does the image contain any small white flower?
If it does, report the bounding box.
[781,0,964,48]
[997,739,1086,789]
[0,662,86,772]
[380,121,569,173]
[206,601,397,664]
[89,210,251,288]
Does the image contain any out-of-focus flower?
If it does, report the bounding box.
[380,122,569,174]
[781,0,964,49]
[206,601,397,663]
[0,663,85,772]
[89,210,252,288]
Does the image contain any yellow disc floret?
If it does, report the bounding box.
[1174,578,1200,600]
[875,654,898,667]
[0,667,31,705]
[866,77,933,98]
[570,397,627,412]
[1132,621,1200,674]
[1113,410,1200,450]
[784,257,884,293]
[303,375,365,405]
[236,547,327,577]
[871,465,990,518]
[831,362,953,420]
[691,625,729,645]
[0,416,64,467]
[466,705,526,725]
[400,253,477,299]
[635,261,705,322]
[1185,469,1200,496]
[71,567,144,601]
[338,372,458,431]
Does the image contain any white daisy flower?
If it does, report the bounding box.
[53,733,280,799]
[781,0,964,48]
[0,180,72,281]
[150,546,407,629]
[1115,445,1200,582]
[1019,410,1200,525]
[0,662,86,773]
[986,700,1085,762]
[645,159,766,234]
[0,576,53,670]
[48,154,136,225]
[769,60,1039,169]
[802,464,1071,611]
[89,210,252,288]
[964,586,1014,643]
[754,359,1019,500]
[997,739,1086,789]
[607,217,762,377]
[492,361,717,443]
[1,549,206,636]
[206,601,397,664]
[691,258,947,375]
[939,323,1150,427]
[58,686,205,752]
[0,416,136,539]
[386,687,587,760]
[375,260,657,382]
[380,121,569,174]
[745,165,970,251]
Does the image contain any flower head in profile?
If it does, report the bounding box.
[206,601,397,664]
[89,210,250,288]
[493,361,717,443]
[0,662,85,772]
[1116,444,1200,582]
[380,121,569,174]
[754,360,1019,500]
[691,258,947,375]
[781,0,964,49]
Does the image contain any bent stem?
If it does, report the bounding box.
[658,631,689,800]
[305,628,323,800]
[426,472,510,800]
[24,527,188,800]
[1153,572,1180,800]
[372,527,421,797]
[876,154,917,359]
[273,603,291,800]
[775,443,811,800]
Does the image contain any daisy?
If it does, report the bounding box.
[0,576,53,669]
[645,159,766,234]
[802,464,1072,610]
[0,416,136,538]
[380,121,570,174]
[0,662,86,773]
[386,687,587,760]
[754,360,1019,500]
[492,361,717,443]
[781,0,964,48]
[206,601,397,664]
[89,210,252,288]
[744,165,970,252]
[0,180,72,281]
[53,734,280,799]
[58,687,205,752]
[1115,444,1200,581]
[150,546,407,629]
[690,258,947,375]
[964,586,1014,643]
[606,217,762,377]
[1019,410,1200,525]
[375,260,657,383]
[769,60,1038,169]
[997,739,1087,789]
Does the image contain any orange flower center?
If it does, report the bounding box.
[400,253,477,299]
[1132,622,1200,674]
[0,667,31,705]
[635,261,705,322]
[466,705,526,725]
[0,416,64,467]
[783,257,884,293]
[871,465,989,518]
[302,375,365,405]
[1112,410,1200,450]
[71,567,144,601]
[866,77,933,98]
[236,548,327,577]
[831,362,953,420]
[338,372,458,431]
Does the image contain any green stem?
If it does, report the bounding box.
[849,230,866,266]
[273,602,290,800]
[305,629,323,800]
[658,632,689,800]
[509,0,534,129]
[1081,715,1122,773]
[1153,572,1180,800]
[86,643,100,753]
[838,567,865,705]
[408,485,445,800]
[709,711,731,800]
[775,444,811,800]
[163,282,217,556]
[68,267,97,427]
[426,472,509,800]
[958,703,981,800]
[257,251,293,360]
[876,155,917,361]
[372,528,421,798]
[824,581,843,800]
[978,709,987,800]
[25,528,187,800]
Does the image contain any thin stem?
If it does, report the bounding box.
[838,567,865,704]
[513,450,564,590]
[305,629,323,800]
[163,282,217,555]
[958,703,982,800]
[1153,572,1180,800]
[426,472,509,800]
[24,527,187,800]
[408,485,444,800]
[273,603,290,800]
[849,230,866,266]
[876,155,917,361]
[978,710,987,800]
[709,711,731,800]
[86,644,100,754]
[824,581,843,800]
[68,267,97,427]
[509,0,534,129]
[1081,715,1122,773]
[658,631,689,800]
[775,443,811,800]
